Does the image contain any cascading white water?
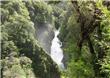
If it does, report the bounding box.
[50,28,65,70]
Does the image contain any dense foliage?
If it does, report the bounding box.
[1,1,60,78]
[1,0,110,78]
[59,1,110,78]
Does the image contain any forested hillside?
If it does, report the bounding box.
[1,0,110,78]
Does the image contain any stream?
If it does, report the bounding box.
[50,28,65,70]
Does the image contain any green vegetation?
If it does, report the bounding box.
[1,1,60,78]
[1,0,110,78]
[59,1,110,78]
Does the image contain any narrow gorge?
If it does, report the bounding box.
[1,0,110,78]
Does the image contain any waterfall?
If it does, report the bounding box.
[50,28,65,70]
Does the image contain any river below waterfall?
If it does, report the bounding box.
[50,28,65,70]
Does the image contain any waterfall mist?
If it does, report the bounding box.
[36,23,54,54]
